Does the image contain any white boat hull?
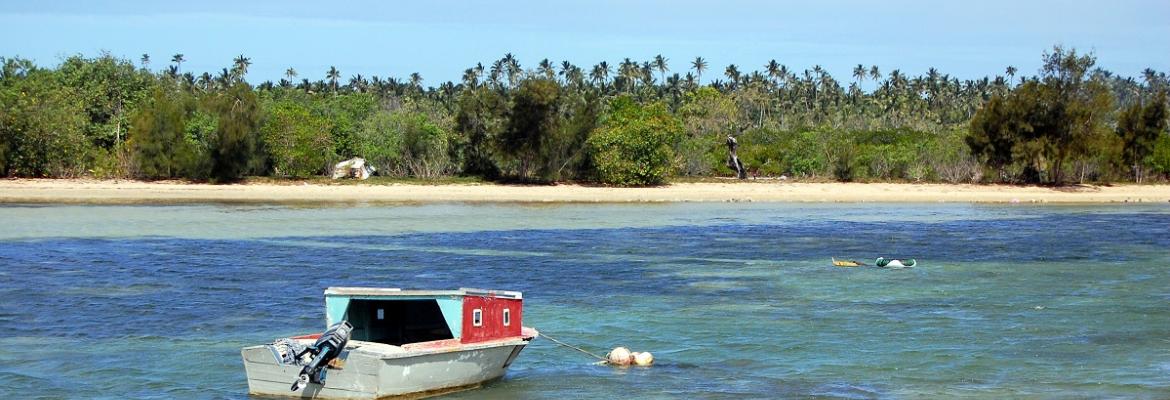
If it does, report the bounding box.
[242,338,531,399]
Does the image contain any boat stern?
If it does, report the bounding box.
[241,341,382,400]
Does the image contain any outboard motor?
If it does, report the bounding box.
[290,321,353,391]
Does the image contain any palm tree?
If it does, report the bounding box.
[927,67,940,84]
[559,60,574,82]
[1141,68,1158,87]
[171,54,185,73]
[140,54,150,70]
[886,69,906,118]
[438,81,457,104]
[765,59,781,83]
[869,65,881,82]
[819,71,838,107]
[216,68,232,88]
[347,74,364,92]
[724,64,740,88]
[666,73,681,91]
[182,73,196,91]
[285,68,297,82]
[692,56,707,85]
[538,58,555,79]
[853,64,867,87]
[232,54,251,77]
[800,69,816,109]
[501,53,520,87]
[653,54,669,83]
[326,66,341,92]
[566,66,585,86]
[462,68,479,88]
[889,69,905,87]
[409,72,423,90]
[640,61,654,88]
[387,77,404,94]
[1005,65,1017,82]
[618,58,638,92]
[591,62,610,91]
[369,75,385,95]
[489,60,504,86]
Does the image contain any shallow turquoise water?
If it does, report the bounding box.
[1,203,1168,399]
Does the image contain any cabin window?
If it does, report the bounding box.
[503,308,511,326]
[472,309,483,327]
[376,308,384,320]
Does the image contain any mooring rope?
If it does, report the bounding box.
[539,332,607,362]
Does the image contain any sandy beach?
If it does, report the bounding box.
[2,178,1169,204]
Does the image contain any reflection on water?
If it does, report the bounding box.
[1,203,1168,398]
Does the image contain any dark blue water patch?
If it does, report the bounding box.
[1,212,1166,342]
[300,211,1170,263]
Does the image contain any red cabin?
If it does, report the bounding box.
[460,290,523,343]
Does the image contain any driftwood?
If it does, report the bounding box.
[726,135,746,179]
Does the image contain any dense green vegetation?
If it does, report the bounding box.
[1,46,1166,185]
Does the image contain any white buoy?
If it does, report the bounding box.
[632,351,654,366]
[607,347,632,366]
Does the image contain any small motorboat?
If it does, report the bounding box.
[241,287,538,399]
[831,257,866,267]
[876,257,916,268]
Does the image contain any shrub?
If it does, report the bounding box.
[588,97,682,186]
[261,99,334,177]
[0,65,89,177]
[357,110,454,178]
[1151,134,1170,179]
[129,87,195,178]
[208,83,262,183]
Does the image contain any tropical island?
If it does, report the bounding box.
[1,46,1168,203]
[5,4,1170,399]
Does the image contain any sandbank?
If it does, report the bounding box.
[2,179,1169,205]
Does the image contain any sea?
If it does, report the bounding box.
[1,202,1168,399]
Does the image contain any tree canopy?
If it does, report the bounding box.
[1,46,1168,185]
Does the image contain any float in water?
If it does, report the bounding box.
[831,257,866,267]
[876,257,917,268]
[605,346,654,366]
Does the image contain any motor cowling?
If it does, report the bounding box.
[290,321,353,391]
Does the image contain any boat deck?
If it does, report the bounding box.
[284,326,538,359]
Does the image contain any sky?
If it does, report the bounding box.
[1,0,1168,87]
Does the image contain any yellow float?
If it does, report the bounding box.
[632,351,654,366]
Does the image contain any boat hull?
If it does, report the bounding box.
[242,339,531,399]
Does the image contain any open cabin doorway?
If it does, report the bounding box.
[344,299,454,346]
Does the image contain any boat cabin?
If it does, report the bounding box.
[323,287,523,345]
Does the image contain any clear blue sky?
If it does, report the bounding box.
[2,0,1167,86]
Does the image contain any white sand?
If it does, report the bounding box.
[1,179,1168,204]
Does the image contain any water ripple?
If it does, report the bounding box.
[1,205,1168,398]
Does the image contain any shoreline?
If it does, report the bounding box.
[2,179,1170,205]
